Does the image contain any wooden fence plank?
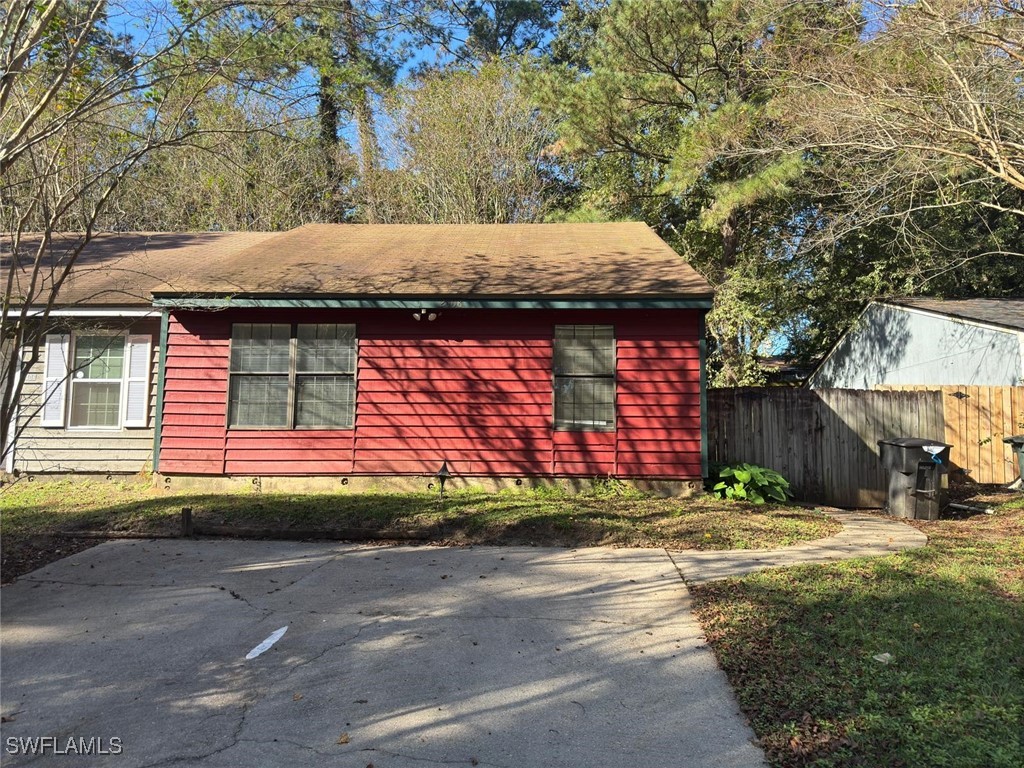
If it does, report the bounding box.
[708,386,1024,505]
[870,385,1024,484]
[708,387,946,508]
[999,385,1012,483]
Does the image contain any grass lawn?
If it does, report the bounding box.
[0,477,838,582]
[691,492,1024,768]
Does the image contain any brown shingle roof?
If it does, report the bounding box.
[2,231,278,307]
[886,298,1024,332]
[4,223,713,306]
[157,223,712,299]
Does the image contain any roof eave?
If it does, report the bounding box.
[150,294,714,310]
[879,299,1024,334]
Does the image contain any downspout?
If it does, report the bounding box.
[152,309,169,474]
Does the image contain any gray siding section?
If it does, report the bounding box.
[810,303,1024,389]
[13,319,159,473]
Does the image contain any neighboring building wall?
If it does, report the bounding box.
[13,319,160,473]
[159,309,703,479]
[810,303,1024,389]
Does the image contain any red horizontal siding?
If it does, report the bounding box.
[360,403,552,421]
[162,425,224,438]
[356,414,553,429]
[353,458,551,475]
[554,461,615,476]
[162,460,223,474]
[226,436,354,450]
[161,390,225,404]
[618,462,702,477]
[158,308,704,479]
[359,369,550,383]
[225,460,354,475]
[164,368,226,382]
[160,447,225,463]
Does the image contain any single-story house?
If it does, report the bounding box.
[3,223,713,491]
[809,298,1024,389]
[2,232,275,474]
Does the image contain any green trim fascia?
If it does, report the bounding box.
[152,297,714,311]
[699,312,709,480]
[152,309,169,473]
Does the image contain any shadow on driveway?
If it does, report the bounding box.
[1,540,766,768]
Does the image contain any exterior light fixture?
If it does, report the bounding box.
[413,309,440,322]
[413,309,423,321]
[435,460,451,500]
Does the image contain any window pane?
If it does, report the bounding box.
[69,382,121,427]
[554,376,615,431]
[555,325,613,340]
[230,324,290,373]
[296,324,355,373]
[553,325,614,376]
[296,375,355,428]
[74,336,124,379]
[228,375,289,427]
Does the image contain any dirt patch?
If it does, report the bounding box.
[1,535,100,584]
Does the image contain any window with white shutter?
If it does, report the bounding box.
[69,335,125,428]
[40,334,70,427]
[122,335,152,428]
[39,332,154,429]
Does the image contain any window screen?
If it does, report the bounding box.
[69,336,125,427]
[295,324,356,428]
[228,324,290,427]
[228,323,356,428]
[553,325,615,431]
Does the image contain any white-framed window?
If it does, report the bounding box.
[228,323,357,429]
[553,325,616,431]
[40,333,152,430]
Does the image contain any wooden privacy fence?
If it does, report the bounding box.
[874,386,1024,485]
[706,387,1023,508]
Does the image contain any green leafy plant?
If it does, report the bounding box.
[710,462,793,505]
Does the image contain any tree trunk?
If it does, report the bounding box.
[318,71,339,149]
[317,69,348,222]
[713,212,744,387]
[340,0,380,224]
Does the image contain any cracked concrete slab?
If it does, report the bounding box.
[1,540,765,767]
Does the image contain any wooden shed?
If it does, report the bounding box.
[152,223,714,489]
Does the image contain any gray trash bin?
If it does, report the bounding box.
[1003,435,1024,485]
[878,437,952,520]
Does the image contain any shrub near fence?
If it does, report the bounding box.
[707,386,1024,508]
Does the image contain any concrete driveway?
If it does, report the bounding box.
[1,540,765,767]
